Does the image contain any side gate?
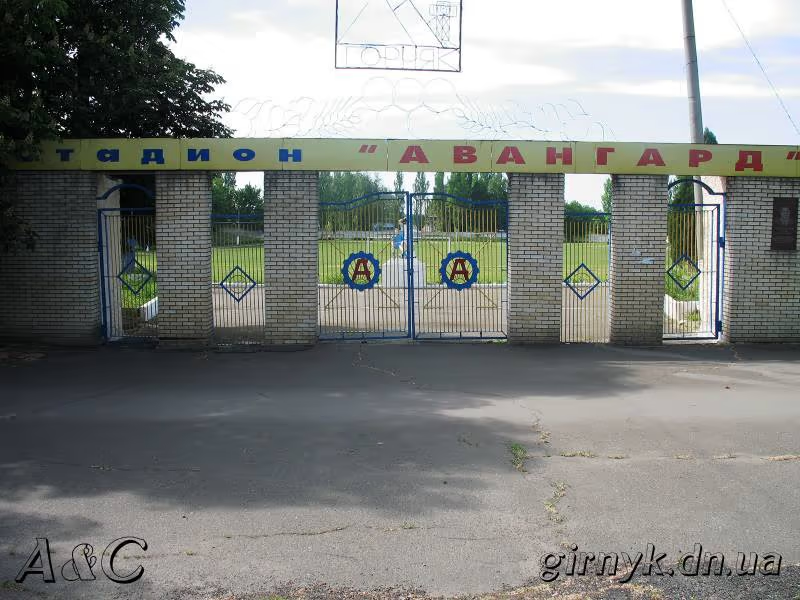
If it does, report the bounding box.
[98,206,158,341]
[409,192,508,339]
[664,179,725,340]
[562,212,611,343]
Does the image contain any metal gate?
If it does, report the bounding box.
[562,212,610,343]
[410,193,508,339]
[318,191,507,340]
[319,192,409,339]
[212,213,265,344]
[98,207,158,341]
[664,180,724,340]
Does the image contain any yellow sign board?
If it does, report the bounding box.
[12,138,800,177]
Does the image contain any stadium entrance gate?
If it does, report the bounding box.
[318,192,508,340]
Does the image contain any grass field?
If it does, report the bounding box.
[120,240,697,308]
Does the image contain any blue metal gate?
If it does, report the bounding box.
[409,193,508,339]
[562,212,611,343]
[318,191,508,340]
[98,207,157,341]
[212,213,265,344]
[318,192,410,339]
[664,179,725,340]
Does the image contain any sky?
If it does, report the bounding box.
[171,0,800,207]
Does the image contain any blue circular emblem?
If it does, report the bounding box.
[439,251,479,290]
[341,252,381,291]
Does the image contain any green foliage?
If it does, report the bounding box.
[1,0,231,251]
[433,172,445,194]
[422,173,508,231]
[319,171,387,202]
[444,172,507,201]
[1,0,68,252]
[46,0,232,138]
[601,177,612,214]
[564,200,597,215]
[393,171,404,192]
[413,172,428,194]
[211,173,263,215]
[319,172,397,231]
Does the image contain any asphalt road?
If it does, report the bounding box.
[0,342,798,599]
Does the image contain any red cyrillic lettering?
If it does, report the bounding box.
[495,146,525,165]
[637,148,666,167]
[689,149,713,168]
[596,147,616,166]
[735,150,764,172]
[546,146,573,165]
[399,145,429,164]
[453,145,477,164]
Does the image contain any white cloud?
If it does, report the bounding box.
[585,76,800,99]
[173,0,800,145]
[468,0,799,51]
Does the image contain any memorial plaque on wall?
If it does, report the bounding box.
[771,198,798,250]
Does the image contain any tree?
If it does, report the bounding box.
[46,0,232,138]
[565,201,597,215]
[393,172,404,193]
[1,0,232,251]
[212,173,237,215]
[212,173,263,215]
[318,172,395,231]
[413,172,428,195]
[433,172,446,195]
[601,177,612,214]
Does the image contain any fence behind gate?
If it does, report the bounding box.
[319,192,409,339]
[410,193,508,339]
[98,207,158,341]
[212,214,265,344]
[562,212,610,343]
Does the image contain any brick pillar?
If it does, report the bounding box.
[155,172,213,347]
[507,173,563,343]
[263,171,319,346]
[0,171,100,345]
[609,175,668,345]
[723,177,800,342]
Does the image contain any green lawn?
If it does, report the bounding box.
[119,235,705,312]
[123,240,619,307]
[123,241,699,307]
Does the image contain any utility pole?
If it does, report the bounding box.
[682,0,711,333]
[681,0,704,203]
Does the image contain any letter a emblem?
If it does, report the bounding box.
[449,258,470,283]
[352,258,372,283]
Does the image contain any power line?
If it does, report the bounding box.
[720,0,800,137]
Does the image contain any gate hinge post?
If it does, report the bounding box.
[718,236,725,248]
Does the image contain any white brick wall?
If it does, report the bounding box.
[263,171,319,346]
[723,177,800,342]
[609,175,669,345]
[0,171,100,344]
[155,172,213,346]
[507,173,563,343]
